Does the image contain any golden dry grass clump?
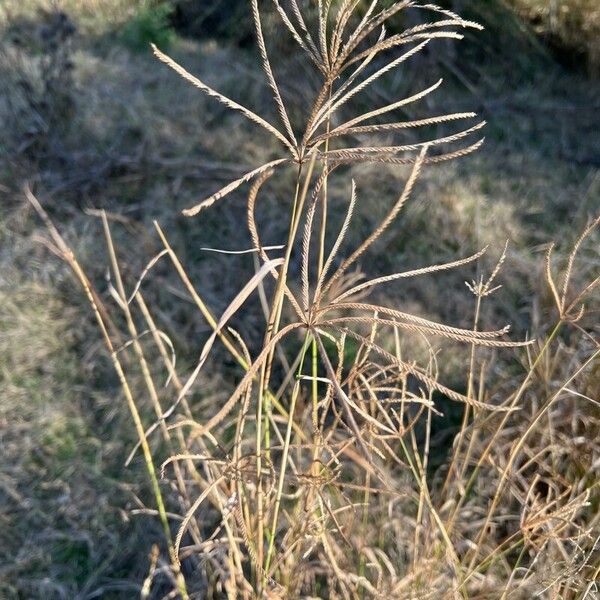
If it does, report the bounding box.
[28,1,600,598]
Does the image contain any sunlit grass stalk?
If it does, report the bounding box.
[99,214,190,598]
[27,192,189,599]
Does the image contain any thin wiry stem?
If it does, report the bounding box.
[320,316,521,348]
[264,334,311,575]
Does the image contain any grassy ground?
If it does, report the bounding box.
[1,1,599,597]
[507,0,600,76]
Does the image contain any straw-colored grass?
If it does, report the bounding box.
[1,0,598,598]
[22,2,600,598]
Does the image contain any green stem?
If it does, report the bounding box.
[264,334,312,577]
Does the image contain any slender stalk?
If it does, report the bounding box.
[256,163,306,593]
[448,321,563,534]
[27,193,188,599]
[358,385,374,591]
[444,292,482,493]
[443,291,482,533]
[264,334,311,576]
[101,214,189,598]
[309,83,333,529]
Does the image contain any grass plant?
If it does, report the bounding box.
[24,1,600,598]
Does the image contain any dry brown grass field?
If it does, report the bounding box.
[1,1,599,598]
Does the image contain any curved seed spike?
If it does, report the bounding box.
[321,316,526,348]
[337,138,485,166]
[289,0,321,59]
[326,78,443,135]
[323,121,485,159]
[313,112,477,144]
[319,303,512,341]
[332,326,520,411]
[333,246,489,303]
[301,167,334,312]
[338,0,413,66]
[247,168,305,320]
[271,0,323,68]
[252,0,298,147]
[301,170,327,311]
[420,138,486,163]
[545,243,563,315]
[480,239,510,296]
[399,16,482,38]
[561,214,600,308]
[417,2,467,22]
[330,0,360,63]
[151,44,296,157]
[183,158,288,217]
[345,31,464,69]
[345,14,482,67]
[318,0,331,70]
[247,169,276,259]
[400,14,484,36]
[304,26,386,143]
[340,0,379,64]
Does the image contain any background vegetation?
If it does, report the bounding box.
[1,1,598,598]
